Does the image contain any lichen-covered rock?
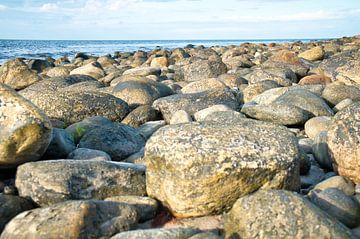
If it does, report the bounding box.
[183,59,227,82]
[327,102,360,183]
[243,80,280,102]
[0,83,52,168]
[0,200,138,239]
[0,58,41,90]
[224,190,352,239]
[245,67,297,86]
[123,67,161,77]
[16,160,146,206]
[322,84,360,106]
[122,105,160,128]
[181,78,229,94]
[78,123,145,161]
[146,119,300,218]
[153,89,240,123]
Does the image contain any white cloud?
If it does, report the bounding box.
[40,3,60,12]
[0,4,7,11]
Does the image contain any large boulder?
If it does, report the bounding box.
[29,90,129,125]
[146,119,300,218]
[0,200,138,239]
[327,102,360,183]
[0,83,52,168]
[70,62,105,80]
[16,160,146,206]
[78,123,145,161]
[321,84,360,106]
[244,67,297,86]
[0,58,41,90]
[224,190,352,239]
[183,59,227,82]
[298,46,324,61]
[153,89,240,123]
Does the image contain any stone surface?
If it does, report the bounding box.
[193,105,234,122]
[0,58,41,90]
[78,123,145,161]
[43,128,76,159]
[183,59,227,82]
[224,190,352,239]
[123,67,161,77]
[298,46,325,61]
[181,78,228,94]
[16,160,146,206]
[201,110,246,123]
[146,119,300,218]
[170,110,193,124]
[67,148,112,161]
[70,62,105,80]
[333,98,353,113]
[298,74,331,85]
[122,105,159,128]
[322,84,360,106]
[327,102,360,183]
[312,131,333,170]
[111,228,200,239]
[304,116,331,139]
[0,200,138,239]
[0,83,52,168]
[313,176,355,196]
[243,80,280,102]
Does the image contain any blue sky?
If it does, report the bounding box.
[0,0,359,40]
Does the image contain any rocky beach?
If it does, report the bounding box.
[0,35,360,238]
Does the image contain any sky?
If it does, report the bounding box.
[0,0,359,40]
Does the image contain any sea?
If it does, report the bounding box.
[0,39,324,64]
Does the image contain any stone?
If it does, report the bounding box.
[301,165,325,189]
[333,98,353,113]
[275,88,334,117]
[0,58,41,90]
[188,232,221,239]
[138,120,166,140]
[335,60,360,84]
[151,56,169,67]
[298,46,325,61]
[123,67,161,77]
[0,194,34,233]
[181,78,229,94]
[299,151,311,175]
[78,123,145,161]
[310,188,360,228]
[45,66,72,77]
[105,196,158,222]
[266,50,309,77]
[217,74,248,88]
[327,102,360,183]
[245,67,297,86]
[312,131,333,170]
[194,105,233,122]
[153,89,240,123]
[28,59,54,73]
[112,77,173,108]
[97,55,117,68]
[70,62,105,80]
[170,110,193,124]
[0,200,138,239]
[16,160,146,206]
[111,228,200,239]
[224,190,352,239]
[241,102,311,126]
[146,119,300,218]
[67,148,112,161]
[304,116,332,139]
[0,84,52,168]
[322,84,360,107]
[124,148,145,165]
[243,80,280,103]
[30,90,129,125]
[298,74,331,85]
[183,59,227,82]
[201,110,246,123]
[122,105,160,128]
[313,176,355,196]
[298,138,313,154]
[43,128,76,159]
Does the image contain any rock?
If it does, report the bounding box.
[322,84,360,107]
[275,88,334,117]
[181,78,229,94]
[298,74,331,85]
[138,120,166,139]
[0,194,34,233]
[183,59,227,82]
[224,190,352,239]
[124,148,145,165]
[28,59,54,73]
[328,102,360,183]
[310,188,360,228]
[70,62,105,80]
[67,148,112,161]
[243,80,280,102]
[65,116,113,143]
[312,131,333,170]
[188,232,221,239]
[304,116,331,139]
[112,77,173,108]
[105,196,158,222]
[301,164,325,189]
[111,228,200,239]
[298,138,313,154]
[335,59,360,84]
[245,67,297,86]
[45,66,72,77]
[170,110,193,124]
[151,56,169,67]
[146,119,300,218]
[313,176,355,196]
[194,105,233,122]
[333,98,353,113]
[266,50,309,77]
[0,200,138,239]
[97,55,117,68]
[153,89,240,123]
[217,73,248,88]
[0,84,52,168]
[123,67,161,77]
[78,124,145,161]
[299,151,311,175]
[241,102,311,126]
[122,105,160,128]
[299,46,325,61]
[251,87,290,105]
[353,227,360,239]
[30,90,129,125]
[16,160,146,206]
[0,58,41,90]
[43,128,76,159]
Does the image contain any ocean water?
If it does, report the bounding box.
[0,39,321,64]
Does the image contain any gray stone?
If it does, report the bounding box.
[43,128,76,159]
[313,176,355,196]
[111,228,200,239]
[67,148,112,161]
[170,110,193,124]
